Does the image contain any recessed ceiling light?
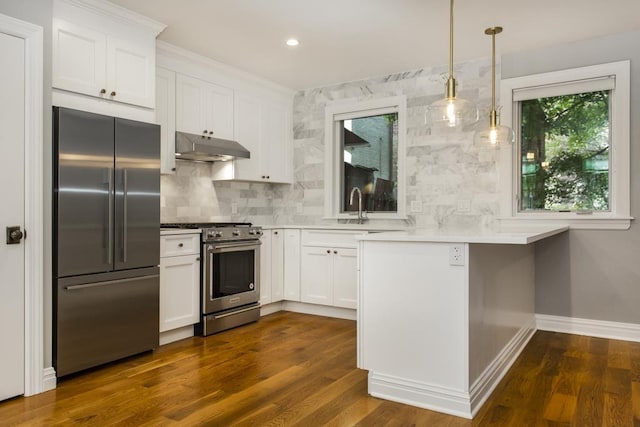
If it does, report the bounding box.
[286,38,300,47]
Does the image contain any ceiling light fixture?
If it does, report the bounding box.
[286,38,299,47]
[474,26,513,146]
[426,0,478,129]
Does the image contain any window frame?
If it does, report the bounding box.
[498,61,631,230]
[324,95,407,220]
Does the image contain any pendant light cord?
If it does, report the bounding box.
[491,30,496,112]
[449,0,454,78]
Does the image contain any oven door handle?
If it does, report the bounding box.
[211,242,262,252]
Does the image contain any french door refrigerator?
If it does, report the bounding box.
[53,107,161,377]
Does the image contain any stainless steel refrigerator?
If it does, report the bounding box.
[53,107,161,377]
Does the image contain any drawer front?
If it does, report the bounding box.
[301,229,366,248]
[160,234,200,257]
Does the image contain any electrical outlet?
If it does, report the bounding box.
[410,200,423,213]
[449,244,465,266]
[231,202,238,214]
[296,202,303,214]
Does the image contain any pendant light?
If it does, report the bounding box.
[426,0,478,129]
[474,26,513,146]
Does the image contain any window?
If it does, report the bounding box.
[324,96,407,220]
[499,61,631,229]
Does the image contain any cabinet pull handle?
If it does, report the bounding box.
[209,131,214,135]
[100,88,106,94]
[266,176,270,179]
[274,231,278,235]
[196,257,200,261]
[326,249,330,254]
[178,243,184,247]
[203,129,208,134]
[334,250,338,254]
[110,91,116,96]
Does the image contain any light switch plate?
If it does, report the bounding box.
[449,244,465,266]
[410,201,423,213]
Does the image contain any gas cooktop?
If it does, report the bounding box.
[161,222,252,229]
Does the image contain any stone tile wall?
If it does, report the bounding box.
[162,56,503,230]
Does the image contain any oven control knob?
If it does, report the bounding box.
[249,229,256,235]
[207,231,216,237]
[232,230,240,236]
[215,231,224,238]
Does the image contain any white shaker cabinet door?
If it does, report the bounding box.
[332,248,358,309]
[53,19,107,99]
[159,254,200,332]
[232,94,262,181]
[156,67,176,174]
[300,246,333,306]
[176,74,207,135]
[204,81,234,141]
[262,102,292,184]
[271,230,285,302]
[106,35,155,108]
[260,231,272,305]
[283,229,301,301]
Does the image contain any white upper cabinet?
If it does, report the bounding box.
[52,20,107,97]
[156,67,176,174]
[52,0,165,110]
[211,94,293,184]
[176,74,234,140]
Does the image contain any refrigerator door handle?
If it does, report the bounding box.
[107,168,113,265]
[122,168,128,263]
[64,274,159,291]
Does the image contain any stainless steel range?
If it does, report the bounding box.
[162,222,262,335]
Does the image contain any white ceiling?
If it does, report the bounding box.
[110,0,640,90]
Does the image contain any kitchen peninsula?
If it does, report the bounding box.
[356,226,568,419]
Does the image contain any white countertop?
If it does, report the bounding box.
[160,228,202,236]
[355,225,569,244]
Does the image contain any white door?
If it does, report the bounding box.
[0,31,25,401]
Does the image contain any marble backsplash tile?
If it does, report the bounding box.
[162,56,503,230]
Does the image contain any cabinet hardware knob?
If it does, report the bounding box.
[178,243,184,247]
[100,88,106,94]
[196,257,200,261]
[209,131,214,134]
[266,176,270,179]
[262,175,266,179]
[171,167,176,171]
[326,249,330,254]
[334,250,338,254]
[110,91,116,96]
[274,231,278,235]
[203,130,208,134]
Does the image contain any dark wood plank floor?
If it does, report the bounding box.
[1,311,639,426]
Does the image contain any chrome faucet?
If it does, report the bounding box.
[349,187,367,224]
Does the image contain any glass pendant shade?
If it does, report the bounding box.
[427,93,479,128]
[474,123,514,146]
[426,0,478,129]
[475,26,513,146]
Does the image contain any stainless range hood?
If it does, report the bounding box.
[175,131,250,162]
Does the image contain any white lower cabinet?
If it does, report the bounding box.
[283,229,301,301]
[300,230,361,309]
[260,229,284,305]
[159,233,200,333]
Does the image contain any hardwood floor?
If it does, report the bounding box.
[1,311,640,426]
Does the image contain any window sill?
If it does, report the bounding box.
[497,215,633,230]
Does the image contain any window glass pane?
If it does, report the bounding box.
[519,90,610,212]
[341,113,398,213]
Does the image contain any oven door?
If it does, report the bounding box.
[203,240,261,314]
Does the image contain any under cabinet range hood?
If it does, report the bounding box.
[175,131,250,162]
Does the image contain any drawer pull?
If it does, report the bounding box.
[178,243,184,247]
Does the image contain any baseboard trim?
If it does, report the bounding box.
[159,325,194,346]
[536,314,640,342]
[469,317,537,417]
[42,367,56,393]
[368,372,472,419]
[260,302,283,317]
[368,317,536,419]
[282,301,356,320]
